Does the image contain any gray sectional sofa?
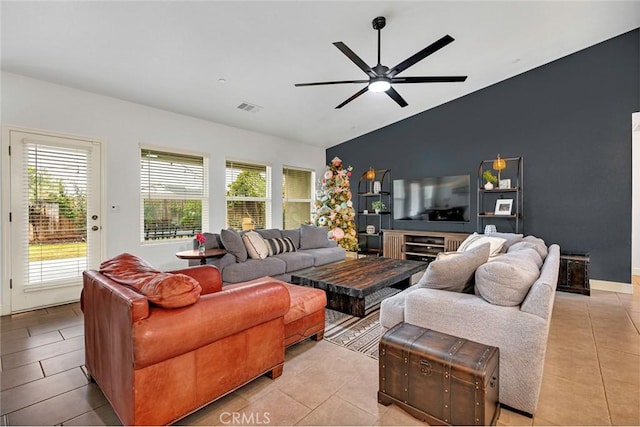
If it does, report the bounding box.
[380,233,560,416]
[192,225,345,284]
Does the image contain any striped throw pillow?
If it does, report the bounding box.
[265,237,296,256]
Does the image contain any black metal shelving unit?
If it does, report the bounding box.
[477,157,523,234]
[357,169,391,256]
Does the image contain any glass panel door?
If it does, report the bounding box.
[9,129,102,312]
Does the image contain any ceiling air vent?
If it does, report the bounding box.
[237,101,263,113]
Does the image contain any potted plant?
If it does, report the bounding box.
[482,170,498,190]
[371,200,386,214]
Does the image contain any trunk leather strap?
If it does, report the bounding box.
[474,347,492,425]
[402,328,428,404]
[443,338,465,424]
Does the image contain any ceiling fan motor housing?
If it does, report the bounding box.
[372,16,386,30]
[372,64,389,75]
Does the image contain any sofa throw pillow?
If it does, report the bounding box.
[504,245,543,268]
[475,255,540,306]
[100,253,201,308]
[256,229,283,240]
[220,228,248,262]
[522,235,549,260]
[418,243,490,293]
[299,224,330,250]
[281,229,301,249]
[435,251,460,261]
[508,241,547,264]
[140,273,202,309]
[457,232,506,257]
[265,237,297,256]
[99,252,159,290]
[486,231,524,252]
[242,231,269,260]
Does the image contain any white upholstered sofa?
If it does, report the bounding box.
[380,234,560,416]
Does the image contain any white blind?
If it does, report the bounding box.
[141,149,205,198]
[140,148,208,240]
[283,167,312,200]
[23,141,91,287]
[283,167,313,229]
[225,160,271,230]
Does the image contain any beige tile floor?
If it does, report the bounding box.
[1,277,639,426]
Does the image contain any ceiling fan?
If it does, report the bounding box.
[295,16,467,109]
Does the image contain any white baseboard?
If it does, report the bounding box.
[0,302,10,316]
[590,279,634,294]
[632,267,640,276]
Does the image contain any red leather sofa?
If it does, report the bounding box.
[81,254,292,425]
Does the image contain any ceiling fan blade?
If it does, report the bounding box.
[388,35,455,78]
[333,42,377,77]
[295,80,369,87]
[336,87,369,109]
[386,87,408,108]
[391,76,467,84]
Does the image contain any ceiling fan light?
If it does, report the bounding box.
[368,79,391,93]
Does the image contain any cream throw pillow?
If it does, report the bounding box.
[457,232,506,257]
[435,251,460,261]
[242,231,269,260]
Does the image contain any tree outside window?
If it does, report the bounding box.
[226,161,271,230]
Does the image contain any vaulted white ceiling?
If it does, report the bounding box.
[2,1,639,148]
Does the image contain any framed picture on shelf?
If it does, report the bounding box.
[499,179,511,189]
[494,199,513,215]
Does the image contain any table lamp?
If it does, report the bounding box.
[493,154,506,184]
[365,167,375,192]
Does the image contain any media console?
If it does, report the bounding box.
[382,230,470,262]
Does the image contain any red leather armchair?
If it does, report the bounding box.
[82,261,290,426]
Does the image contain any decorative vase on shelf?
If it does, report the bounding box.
[373,181,381,194]
[484,182,494,190]
[374,208,380,214]
[484,225,497,234]
[198,243,206,254]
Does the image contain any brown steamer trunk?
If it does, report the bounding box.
[378,323,500,426]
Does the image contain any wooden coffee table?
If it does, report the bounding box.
[291,257,427,317]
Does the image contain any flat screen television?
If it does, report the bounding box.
[393,175,470,222]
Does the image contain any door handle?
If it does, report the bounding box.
[92,226,99,231]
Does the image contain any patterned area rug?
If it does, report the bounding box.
[324,287,401,360]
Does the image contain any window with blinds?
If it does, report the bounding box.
[24,142,91,286]
[282,167,314,229]
[225,160,271,230]
[140,148,208,241]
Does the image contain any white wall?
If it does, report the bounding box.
[633,112,640,276]
[1,72,327,310]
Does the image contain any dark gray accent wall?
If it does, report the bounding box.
[327,29,639,283]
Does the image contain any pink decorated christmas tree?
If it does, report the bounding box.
[313,157,358,251]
